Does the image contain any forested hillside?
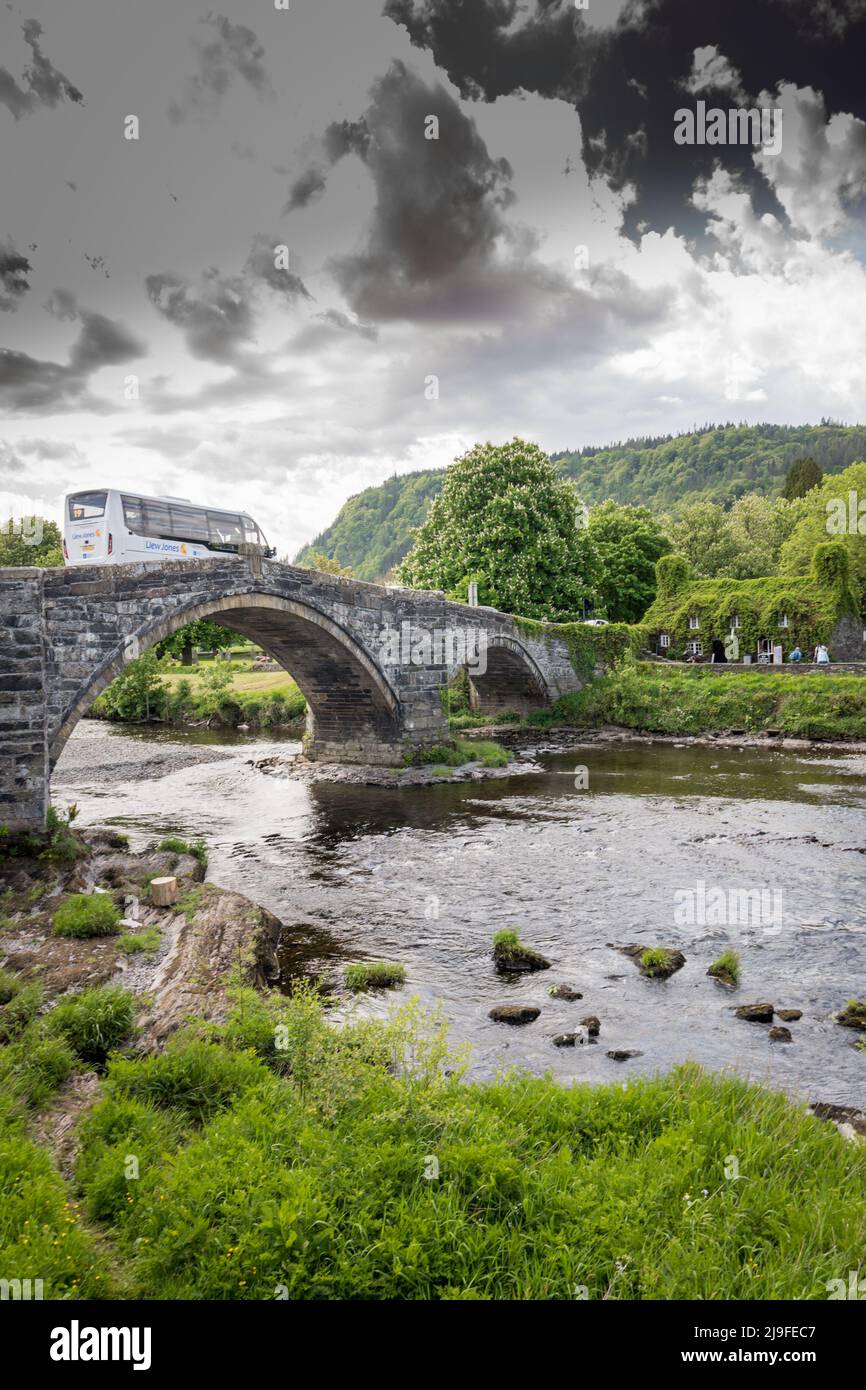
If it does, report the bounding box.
[295,470,443,581]
[552,422,866,509]
[296,423,866,580]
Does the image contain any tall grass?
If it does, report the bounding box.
[63,988,866,1301]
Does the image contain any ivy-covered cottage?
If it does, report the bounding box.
[641,542,865,663]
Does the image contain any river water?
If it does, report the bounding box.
[55,721,866,1106]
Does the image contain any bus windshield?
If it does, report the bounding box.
[68,491,107,521]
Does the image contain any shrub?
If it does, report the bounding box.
[18,1034,77,1106]
[0,966,21,1005]
[105,1038,269,1123]
[53,893,121,939]
[48,985,135,1063]
[492,929,521,951]
[345,961,406,991]
[0,980,43,1043]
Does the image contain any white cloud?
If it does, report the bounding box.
[754,82,866,238]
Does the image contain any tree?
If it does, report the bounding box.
[304,549,354,577]
[397,439,598,621]
[661,502,739,578]
[96,650,165,722]
[781,456,823,500]
[586,500,670,622]
[779,460,866,612]
[158,619,238,666]
[0,517,63,567]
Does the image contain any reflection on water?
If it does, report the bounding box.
[56,722,866,1105]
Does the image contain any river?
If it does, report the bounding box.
[54,720,866,1106]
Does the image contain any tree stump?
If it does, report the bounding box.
[151,876,179,907]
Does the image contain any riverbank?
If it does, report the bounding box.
[527,663,866,742]
[1,827,865,1299]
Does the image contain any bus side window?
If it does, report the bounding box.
[207,512,243,546]
[122,497,143,534]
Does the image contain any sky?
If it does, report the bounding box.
[1,0,866,557]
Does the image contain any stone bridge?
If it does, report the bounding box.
[1,556,585,829]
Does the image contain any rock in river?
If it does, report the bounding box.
[493,934,551,975]
[735,1002,775,1023]
[580,1015,601,1037]
[548,983,583,1000]
[769,1026,793,1042]
[607,1049,643,1062]
[777,1008,802,1022]
[489,1004,540,1025]
[615,943,686,980]
[836,1000,866,1032]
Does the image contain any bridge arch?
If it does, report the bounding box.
[49,591,404,769]
[450,633,551,718]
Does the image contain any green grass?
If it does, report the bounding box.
[533,663,866,740]
[344,961,407,991]
[47,985,136,1064]
[640,947,676,976]
[492,929,521,951]
[56,988,866,1300]
[406,738,511,770]
[53,893,121,940]
[708,950,741,984]
[157,837,208,869]
[116,927,162,956]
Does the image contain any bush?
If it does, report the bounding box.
[18,1035,77,1107]
[344,961,406,991]
[116,927,162,956]
[156,837,208,869]
[105,1038,269,1123]
[53,893,121,940]
[48,985,135,1063]
[0,980,43,1043]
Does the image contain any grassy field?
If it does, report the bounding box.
[160,668,299,698]
[1,983,864,1300]
[526,663,866,740]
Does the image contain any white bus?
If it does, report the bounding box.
[63,489,275,566]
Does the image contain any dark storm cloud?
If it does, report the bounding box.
[145,268,257,364]
[243,233,312,302]
[287,60,573,323]
[169,13,273,122]
[0,239,31,310]
[0,18,83,120]
[0,291,145,413]
[384,0,866,240]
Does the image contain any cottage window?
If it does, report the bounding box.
[778,613,789,629]
[659,633,670,649]
[730,614,741,630]
[688,614,700,630]
[686,640,702,656]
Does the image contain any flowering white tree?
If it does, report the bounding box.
[397,438,598,621]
